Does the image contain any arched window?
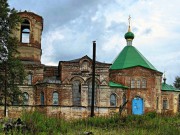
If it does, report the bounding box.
[53,92,59,105]
[110,94,117,106]
[123,94,126,105]
[23,92,29,105]
[131,79,135,88]
[142,79,147,88]
[72,81,81,106]
[88,81,97,106]
[40,92,44,105]
[137,79,141,88]
[162,98,168,110]
[21,19,30,43]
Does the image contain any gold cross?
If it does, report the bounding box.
[128,15,131,26]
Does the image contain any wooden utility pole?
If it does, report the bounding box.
[91,41,96,117]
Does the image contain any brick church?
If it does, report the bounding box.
[1,11,180,118]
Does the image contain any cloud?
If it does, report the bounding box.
[9,0,180,84]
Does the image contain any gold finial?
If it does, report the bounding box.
[128,15,131,32]
[163,71,166,78]
[163,71,166,84]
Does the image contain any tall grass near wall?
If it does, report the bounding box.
[1,111,180,134]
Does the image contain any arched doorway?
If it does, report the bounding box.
[132,96,144,115]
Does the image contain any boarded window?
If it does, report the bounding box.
[131,79,135,88]
[110,94,117,106]
[72,81,81,106]
[53,92,59,105]
[142,79,147,88]
[137,79,141,88]
[21,19,30,43]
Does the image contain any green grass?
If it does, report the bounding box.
[1,111,180,135]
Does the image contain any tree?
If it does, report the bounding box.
[0,0,25,113]
[174,76,180,90]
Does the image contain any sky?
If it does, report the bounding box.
[9,0,180,85]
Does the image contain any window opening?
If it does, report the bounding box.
[21,19,30,43]
[72,81,81,106]
[88,81,97,105]
[142,79,147,88]
[40,92,44,105]
[156,97,159,110]
[131,79,135,88]
[23,92,29,105]
[81,61,89,71]
[163,99,168,110]
[53,92,59,105]
[110,94,117,106]
[137,79,141,88]
[27,74,32,85]
[123,94,126,105]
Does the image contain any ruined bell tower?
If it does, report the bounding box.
[15,11,43,64]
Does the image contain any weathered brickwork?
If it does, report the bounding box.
[14,11,43,63]
[110,66,163,114]
[0,11,179,119]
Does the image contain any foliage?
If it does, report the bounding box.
[174,76,180,89]
[0,0,25,105]
[7,111,178,134]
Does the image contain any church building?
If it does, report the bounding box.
[0,11,179,118]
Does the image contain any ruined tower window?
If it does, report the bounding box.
[53,92,59,105]
[21,19,30,43]
[137,79,141,88]
[142,79,147,88]
[131,79,135,88]
[23,92,29,105]
[72,81,81,106]
[163,99,168,110]
[88,81,97,106]
[27,74,32,85]
[40,92,44,105]
[110,94,117,106]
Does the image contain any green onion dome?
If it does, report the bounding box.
[124,31,134,40]
[124,25,134,40]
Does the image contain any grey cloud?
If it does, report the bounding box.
[47,16,107,63]
[143,28,152,35]
[108,21,127,34]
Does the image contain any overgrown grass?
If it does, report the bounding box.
[1,111,180,134]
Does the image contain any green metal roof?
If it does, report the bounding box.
[110,45,157,71]
[109,81,128,89]
[161,83,179,91]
